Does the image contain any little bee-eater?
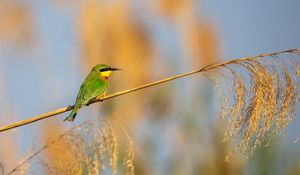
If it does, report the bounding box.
[64,64,121,121]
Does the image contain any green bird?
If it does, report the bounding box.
[64,64,121,121]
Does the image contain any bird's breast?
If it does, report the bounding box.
[99,74,109,82]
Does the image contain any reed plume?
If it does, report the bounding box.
[214,50,300,158]
[7,120,135,175]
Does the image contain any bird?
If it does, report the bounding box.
[64,64,121,121]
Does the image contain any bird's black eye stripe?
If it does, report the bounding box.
[100,68,111,72]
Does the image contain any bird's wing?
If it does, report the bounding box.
[75,71,107,106]
[82,79,107,105]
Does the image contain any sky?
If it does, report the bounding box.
[200,0,300,58]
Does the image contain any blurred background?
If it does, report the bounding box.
[0,0,300,174]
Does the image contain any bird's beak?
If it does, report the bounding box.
[110,67,122,71]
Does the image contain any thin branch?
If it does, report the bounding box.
[0,48,298,133]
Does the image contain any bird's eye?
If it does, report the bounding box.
[100,68,110,72]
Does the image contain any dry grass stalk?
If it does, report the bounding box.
[215,50,300,159]
[8,120,135,175]
[0,48,298,133]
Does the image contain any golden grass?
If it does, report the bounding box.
[123,140,135,175]
[216,51,300,159]
[7,120,135,175]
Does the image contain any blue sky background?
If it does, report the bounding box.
[200,0,300,58]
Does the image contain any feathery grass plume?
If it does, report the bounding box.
[19,151,32,175]
[123,140,135,175]
[8,120,135,175]
[213,50,300,159]
[7,151,33,175]
[106,120,135,175]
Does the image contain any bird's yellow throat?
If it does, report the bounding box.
[99,71,112,82]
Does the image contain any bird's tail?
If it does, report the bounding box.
[64,105,80,122]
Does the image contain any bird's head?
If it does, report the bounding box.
[93,64,122,81]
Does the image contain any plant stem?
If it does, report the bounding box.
[0,48,298,132]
